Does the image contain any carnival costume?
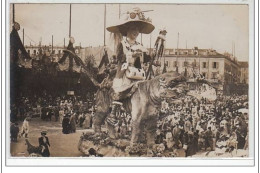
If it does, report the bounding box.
[105,7,155,137]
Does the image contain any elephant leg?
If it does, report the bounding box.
[130,113,142,147]
[145,115,157,147]
[138,120,146,143]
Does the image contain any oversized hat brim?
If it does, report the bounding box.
[107,20,155,36]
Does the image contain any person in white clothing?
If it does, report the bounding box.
[20,117,30,138]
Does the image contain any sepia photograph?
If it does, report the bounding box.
[6,1,254,164]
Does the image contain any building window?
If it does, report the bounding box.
[202,62,207,68]
[33,50,36,54]
[173,61,178,67]
[27,50,30,54]
[213,62,218,68]
[212,72,218,79]
[202,72,207,78]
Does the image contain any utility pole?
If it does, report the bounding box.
[52,35,53,54]
[119,4,121,19]
[13,4,15,23]
[64,38,65,48]
[104,4,106,46]
[234,42,235,57]
[69,4,72,37]
[176,32,179,70]
[232,41,233,56]
[22,28,24,45]
[149,34,152,55]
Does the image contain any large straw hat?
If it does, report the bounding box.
[106,7,155,36]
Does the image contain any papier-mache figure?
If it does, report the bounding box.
[106,7,154,93]
[105,7,155,136]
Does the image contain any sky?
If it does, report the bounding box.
[11,3,249,61]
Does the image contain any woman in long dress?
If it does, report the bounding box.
[38,131,50,157]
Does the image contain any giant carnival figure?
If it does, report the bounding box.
[10,22,31,104]
[91,7,190,149]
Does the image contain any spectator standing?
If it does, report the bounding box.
[62,114,70,134]
[38,131,50,157]
[21,117,30,138]
[10,122,19,142]
[70,113,76,133]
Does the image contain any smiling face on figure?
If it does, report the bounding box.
[127,26,140,41]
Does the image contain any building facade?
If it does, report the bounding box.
[238,61,249,84]
[156,47,247,94]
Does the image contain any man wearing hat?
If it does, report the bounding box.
[38,131,50,157]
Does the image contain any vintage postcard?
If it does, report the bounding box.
[5,0,256,167]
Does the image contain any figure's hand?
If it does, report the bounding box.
[132,51,142,57]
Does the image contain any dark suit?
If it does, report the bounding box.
[38,136,50,157]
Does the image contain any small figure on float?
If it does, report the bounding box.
[146,28,167,78]
[105,7,155,138]
[58,36,81,72]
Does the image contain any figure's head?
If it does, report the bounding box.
[13,22,20,31]
[126,25,140,40]
[41,131,47,136]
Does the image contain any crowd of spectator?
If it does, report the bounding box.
[10,91,249,157]
[109,94,249,156]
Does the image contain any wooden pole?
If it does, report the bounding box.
[104,4,106,46]
[52,35,53,54]
[69,4,72,37]
[13,4,15,23]
[64,38,65,48]
[22,28,24,45]
[232,41,233,56]
[177,32,179,54]
[176,32,179,69]
[234,42,235,57]
[149,34,152,55]
[119,4,121,19]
